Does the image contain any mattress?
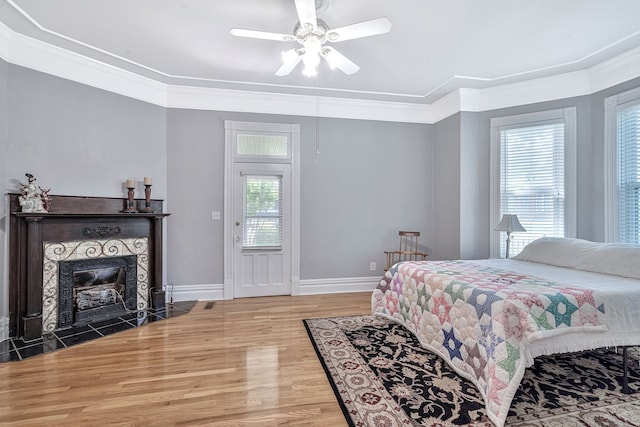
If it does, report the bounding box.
[473,258,640,360]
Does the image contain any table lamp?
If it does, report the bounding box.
[495,214,526,258]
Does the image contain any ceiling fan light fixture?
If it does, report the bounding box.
[303,52,320,68]
[230,0,391,77]
[302,64,318,77]
[304,36,322,56]
[302,50,320,77]
[300,36,322,77]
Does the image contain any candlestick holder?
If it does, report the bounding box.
[123,186,138,213]
[143,184,153,212]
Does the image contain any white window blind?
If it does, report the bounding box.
[617,102,640,244]
[500,121,565,255]
[243,175,283,248]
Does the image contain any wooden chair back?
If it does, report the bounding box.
[384,231,428,271]
[398,230,420,254]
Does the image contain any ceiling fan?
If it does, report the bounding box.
[229,0,391,77]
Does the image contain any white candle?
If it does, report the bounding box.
[126,179,135,188]
[144,176,152,186]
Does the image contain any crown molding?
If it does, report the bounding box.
[430,89,467,122]
[166,85,433,123]
[1,21,639,125]
[466,70,592,112]
[0,22,167,106]
[589,45,640,94]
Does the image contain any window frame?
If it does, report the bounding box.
[490,107,577,258]
[604,87,640,243]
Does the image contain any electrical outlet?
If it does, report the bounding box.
[211,211,221,220]
[370,261,377,271]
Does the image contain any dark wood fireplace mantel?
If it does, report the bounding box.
[8,194,170,340]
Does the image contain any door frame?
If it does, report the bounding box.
[223,120,300,299]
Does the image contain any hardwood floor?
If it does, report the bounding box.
[0,293,372,426]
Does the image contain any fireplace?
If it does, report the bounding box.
[42,237,150,333]
[8,194,170,340]
[58,255,137,328]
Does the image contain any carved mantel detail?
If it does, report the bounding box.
[82,225,122,237]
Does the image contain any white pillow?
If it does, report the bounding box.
[511,237,598,269]
[575,244,640,280]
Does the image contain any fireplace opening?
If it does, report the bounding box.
[58,256,138,329]
[74,266,125,311]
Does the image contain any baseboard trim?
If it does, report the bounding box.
[168,283,224,302]
[297,276,381,296]
[0,316,8,342]
[166,276,381,302]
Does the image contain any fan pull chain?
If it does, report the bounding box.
[315,74,320,161]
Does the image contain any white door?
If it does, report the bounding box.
[224,120,299,299]
[233,163,291,297]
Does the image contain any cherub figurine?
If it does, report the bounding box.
[18,173,48,213]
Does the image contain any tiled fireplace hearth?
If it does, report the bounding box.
[8,194,170,341]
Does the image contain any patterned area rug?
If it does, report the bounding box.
[304,315,640,426]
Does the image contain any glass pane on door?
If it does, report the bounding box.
[243,175,282,248]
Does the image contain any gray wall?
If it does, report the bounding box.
[166,109,434,286]
[5,65,167,199]
[299,117,433,279]
[433,113,461,260]
[459,112,490,259]
[431,111,488,261]
[0,59,8,320]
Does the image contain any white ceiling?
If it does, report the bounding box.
[1,0,640,105]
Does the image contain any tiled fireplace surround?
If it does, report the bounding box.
[42,237,150,333]
[8,194,170,341]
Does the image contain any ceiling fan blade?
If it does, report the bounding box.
[326,17,392,42]
[321,47,360,75]
[275,51,303,76]
[294,0,317,30]
[229,28,296,42]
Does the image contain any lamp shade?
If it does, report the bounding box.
[494,214,526,232]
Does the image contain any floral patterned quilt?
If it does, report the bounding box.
[371,260,607,427]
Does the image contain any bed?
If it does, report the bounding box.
[371,237,640,427]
